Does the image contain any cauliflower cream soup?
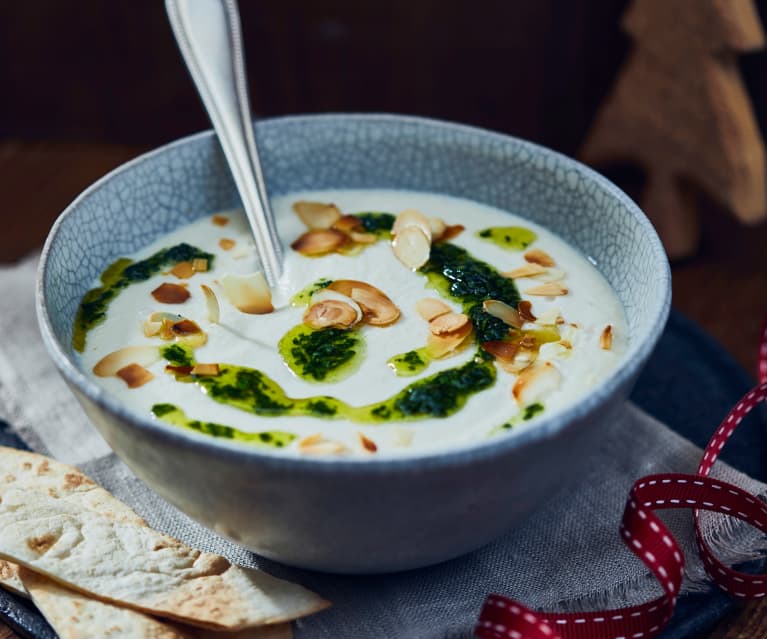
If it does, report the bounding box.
[74,190,626,458]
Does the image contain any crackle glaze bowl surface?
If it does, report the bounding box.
[37,114,670,573]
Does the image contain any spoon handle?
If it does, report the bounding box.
[166,0,283,286]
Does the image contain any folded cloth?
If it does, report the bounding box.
[1,254,765,639]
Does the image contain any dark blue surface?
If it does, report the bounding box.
[0,311,764,639]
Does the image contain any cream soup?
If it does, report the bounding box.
[75,190,627,457]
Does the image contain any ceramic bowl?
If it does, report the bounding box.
[37,114,670,573]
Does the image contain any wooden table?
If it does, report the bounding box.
[1,140,765,638]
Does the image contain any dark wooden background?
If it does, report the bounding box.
[1,1,767,636]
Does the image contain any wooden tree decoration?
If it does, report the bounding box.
[580,0,766,259]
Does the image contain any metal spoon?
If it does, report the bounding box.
[165,0,283,286]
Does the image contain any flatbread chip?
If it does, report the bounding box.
[20,568,293,639]
[0,487,328,630]
[0,559,27,597]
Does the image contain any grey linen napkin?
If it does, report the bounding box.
[1,254,766,639]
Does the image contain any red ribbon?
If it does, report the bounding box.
[476,317,767,639]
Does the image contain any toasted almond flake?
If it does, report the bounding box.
[192,258,208,273]
[559,340,572,350]
[170,261,194,279]
[392,208,432,240]
[525,282,568,297]
[171,319,202,336]
[503,263,548,279]
[221,272,274,314]
[349,231,377,244]
[300,441,348,456]
[292,201,342,230]
[348,288,398,326]
[332,214,363,233]
[177,332,208,348]
[482,300,522,329]
[159,319,176,340]
[391,428,414,448]
[165,365,193,375]
[524,248,555,267]
[329,280,400,326]
[481,340,519,362]
[93,346,159,377]
[429,312,469,335]
[218,238,236,251]
[151,283,190,304]
[439,224,465,242]
[116,364,154,389]
[200,284,220,324]
[555,316,566,325]
[211,214,229,226]
[357,433,378,453]
[303,300,360,330]
[533,267,566,282]
[416,298,452,322]
[392,225,430,269]
[298,433,323,448]
[311,289,363,324]
[518,300,536,322]
[600,324,613,350]
[291,229,348,256]
[539,341,570,360]
[142,320,162,337]
[425,321,473,358]
[429,217,447,239]
[191,363,220,376]
[512,361,561,404]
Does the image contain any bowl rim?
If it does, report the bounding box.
[36,112,671,474]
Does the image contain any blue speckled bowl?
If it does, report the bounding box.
[37,114,670,573]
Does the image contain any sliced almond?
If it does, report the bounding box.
[349,231,378,244]
[538,341,571,360]
[391,428,414,448]
[303,300,360,330]
[512,361,561,404]
[116,364,154,389]
[192,257,208,273]
[220,272,273,314]
[292,201,342,230]
[298,433,323,449]
[429,217,447,239]
[329,280,400,326]
[481,340,519,362]
[311,289,363,324]
[300,441,348,456]
[218,238,236,251]
[170,261,194,279]
[142,319,162,337]
[93,346,159,377]
[211,214,229,226]
[190,363,220,376]
[332,214,363,233]
[532,267,565,282]
[159,318,176,340]
[518,300,536,322]
[171,319,202,336]
[291,229,349,256]
[165,365,193,375]
[524,248,555,267]
[535,308,561,326]
[151,283,190,304]
[482,300,522,329]
[357,433,378,453]
[439,224,465,242]
[392,208,432,241]
[200,284,220,324]
[429,312,469,335]
[392,225,430,269]
[525,282,568,297]
[600,324,613,350]
[177,332,208,348]
[502,263,548,279]
[425,321,473,358]
[416,298,452,322]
